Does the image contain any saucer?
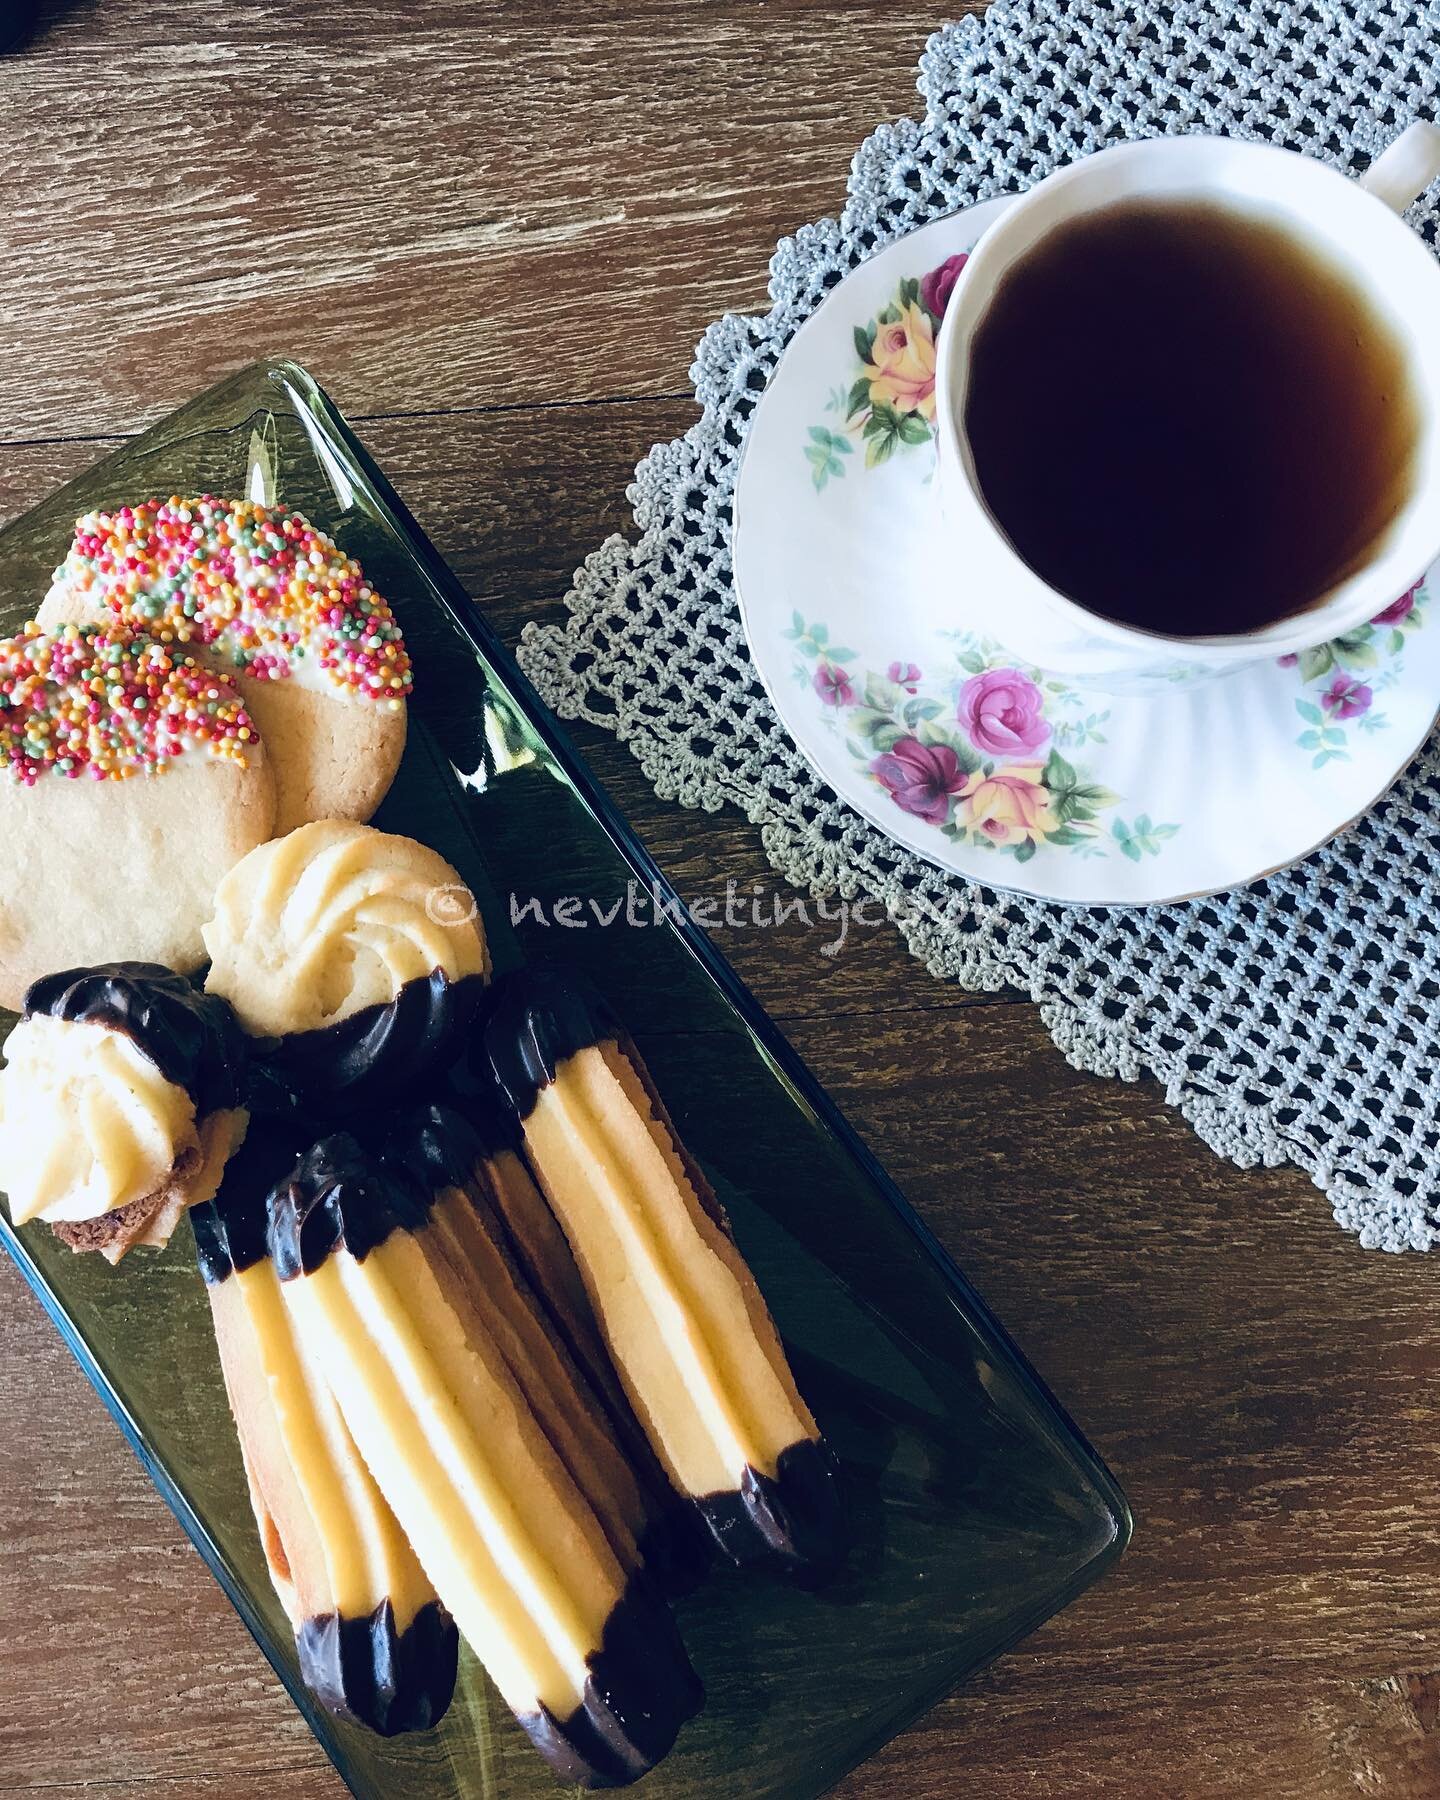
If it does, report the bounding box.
[732,200,1440,906]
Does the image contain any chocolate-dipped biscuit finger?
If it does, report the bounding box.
[201,819,489,1111]
[194,1131,457,1737]
[0,963,249,1262]
[266,1132,704,1788]
[483,967,845,1574]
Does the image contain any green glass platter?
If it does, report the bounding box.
[0,361,1131,1800]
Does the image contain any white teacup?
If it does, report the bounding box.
[933,125,1440,692]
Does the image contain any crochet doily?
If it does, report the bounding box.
[519,0,1440,1252]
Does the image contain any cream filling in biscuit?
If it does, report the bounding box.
[203,821,487,1036]
[0,1015,197,1226]
[279,1228,626,1719]
[519,1043,820,1500]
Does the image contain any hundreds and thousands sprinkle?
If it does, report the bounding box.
[0,623,256,785]
[54,496,413,707]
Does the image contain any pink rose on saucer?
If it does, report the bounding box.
[1321,674,1372,721]
[813,663,856,707]
[1373,582,1420,627]
[957,667,1050,758]
[921,253,969,322]
[871,737,967,825]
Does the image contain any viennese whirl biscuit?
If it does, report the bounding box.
[0,963,249,1261]
[202,819,489,1107]
[0,623,276,1009]
[39,496,411,832]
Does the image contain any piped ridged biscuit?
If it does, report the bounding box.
[443,1079,705,1593]
[484,967,844,1573]
[194,1130,458,1736]
[39,497,411,831]
[0,625,275,1009]
[265,1126,704,1786]
[202,820,488,1109]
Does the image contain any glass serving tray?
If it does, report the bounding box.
[0,361,1130,1800]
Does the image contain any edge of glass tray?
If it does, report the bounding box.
[0,357,1133,1797]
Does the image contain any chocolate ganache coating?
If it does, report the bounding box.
[193,1123,313,1285]
[265,1127,439,1279]
[297,1598,458,1738]
[24,962,246,1114]
[481,966,619,1122]
[696,1437,847,1578]
[523,1576,704,1788]
[246,969,488,1117]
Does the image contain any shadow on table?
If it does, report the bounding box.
[3,0,97,54]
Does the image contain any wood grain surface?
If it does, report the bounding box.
[5,3,1440,1798]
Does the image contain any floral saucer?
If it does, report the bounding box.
[732,199,1440,905]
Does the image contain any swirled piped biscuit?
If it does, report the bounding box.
[38,497,410,832]
[202,820,489,1107]
[0,624,276,1009]
[0,963,250,1261]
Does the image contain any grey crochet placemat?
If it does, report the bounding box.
[518,0,1440,1253]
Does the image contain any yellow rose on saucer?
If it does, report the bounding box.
[863,302,938,420]
[957,763,1058,846]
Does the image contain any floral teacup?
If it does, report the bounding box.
[933,124,1440,694]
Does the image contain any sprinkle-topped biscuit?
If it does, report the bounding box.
[50,496,412,706]
[0,623,276,1010]
[0,621,256,785]
[39,498,411,832]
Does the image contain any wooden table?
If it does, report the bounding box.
[4,3,1440,1795]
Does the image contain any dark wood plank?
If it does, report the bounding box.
[1,0,971,442]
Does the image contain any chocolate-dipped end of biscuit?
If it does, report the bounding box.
[521,1578,705,1788]
[25,961,246,1114]
[263,1122,705,1784]
[482,965,845,1575]
[246,968,488,1117]
[196,1134,460,1738]
[481,965,622,1120]
[265,1126,433,1278]
[297,1598,458,1738]
[695,1437,846,1577]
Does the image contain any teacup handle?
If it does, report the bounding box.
[1359,120,1440,214]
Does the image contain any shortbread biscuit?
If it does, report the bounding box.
[39,496,410,832]
[0,625,276,1009]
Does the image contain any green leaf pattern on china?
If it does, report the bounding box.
[1285,582,1428,766]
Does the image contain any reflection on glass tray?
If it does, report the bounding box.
[0,361,1130,1800]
